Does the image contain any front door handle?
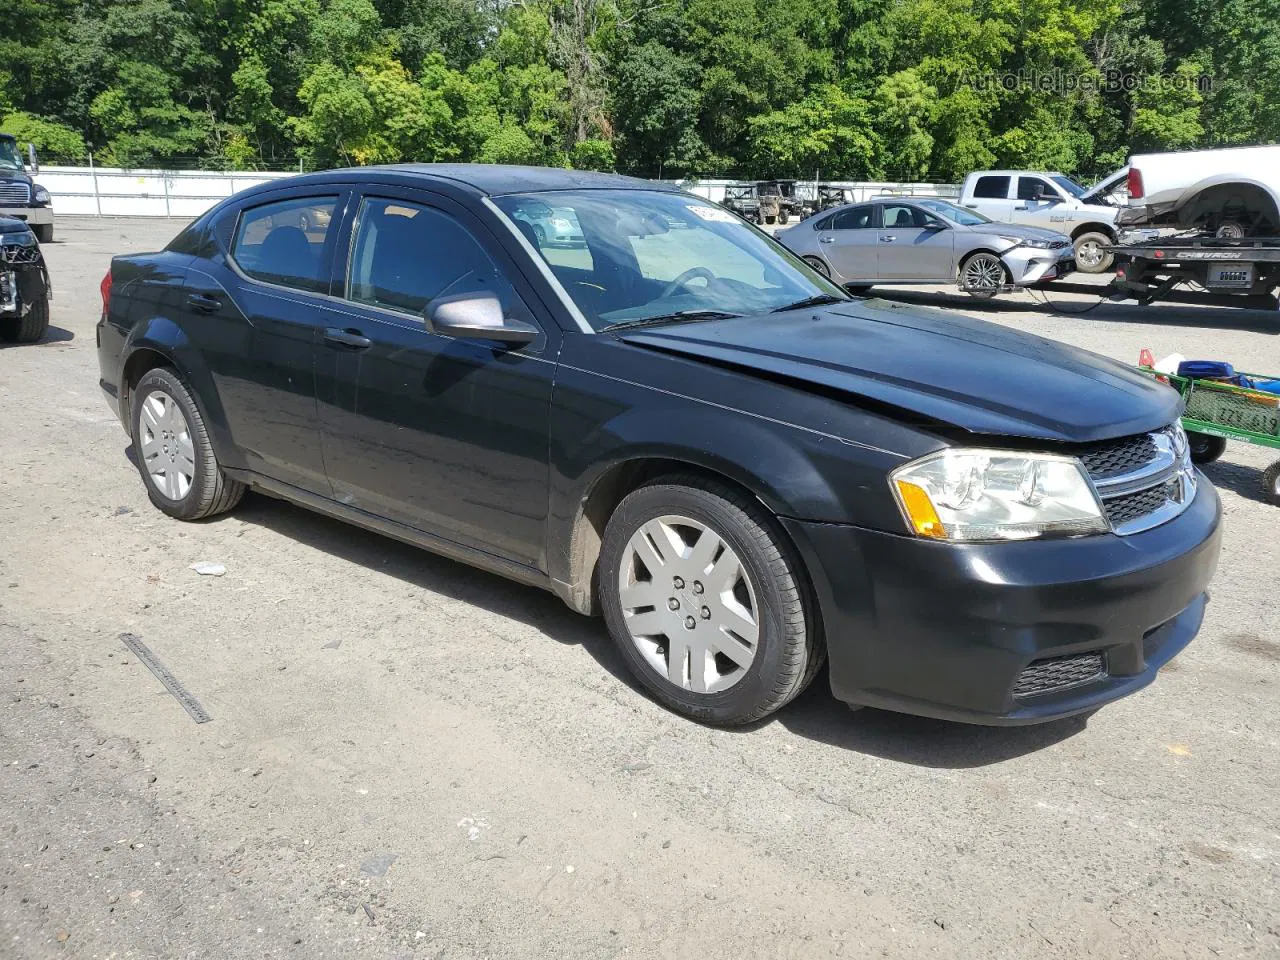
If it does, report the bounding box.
[818,236,835,244]
[879,235,897,242]
[186,292,221,313]
[324,327,372,349]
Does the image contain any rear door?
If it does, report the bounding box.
[315,187,558,567]
[814,203,880,281]
[875,202,955,280]
[188,189,348,494]
[965,175,1014,222]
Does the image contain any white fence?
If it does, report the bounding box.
[36,165,959,220]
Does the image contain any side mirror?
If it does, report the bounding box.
[425,292,538,346]
[923,220,947,230]
[27,143,39,174]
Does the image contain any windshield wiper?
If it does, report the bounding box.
[606,309,744,332]
[770,293,850,312]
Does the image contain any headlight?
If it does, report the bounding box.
[1001,236,1056,248]
[33,187,51,205]
[891,449,1107,541]
[6,230,36,248]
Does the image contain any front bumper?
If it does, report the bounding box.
[782,477,1222,725]
[1006,245,1076,285]
[0,207,53,226]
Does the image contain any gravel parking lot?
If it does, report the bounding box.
[2,217,1278,960]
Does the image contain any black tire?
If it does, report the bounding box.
[0,296,49,343]
[533,224,547,246]
[802,255,831,280]
[33,223,53,244]
[1072,231,1114,273]
[130,367,245,521]
[1262,460,1280,506]
[778,209,790,225]
[1188,431,1227,464]
[598,475,824,726]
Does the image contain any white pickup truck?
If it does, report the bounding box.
[957,170,1124,272]
[1119,144,1280,238]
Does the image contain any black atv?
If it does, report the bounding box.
[0,217,51,343]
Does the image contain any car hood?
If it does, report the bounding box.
[961,222,1070,243]
[616,301,1179,443]
[1081,167,1128,202]
[0,170,32,184]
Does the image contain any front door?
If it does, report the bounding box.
[875,203,956,280]
[315,189,557,567]
[815,203,880,281]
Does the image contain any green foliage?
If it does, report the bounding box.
[0,111,87,163]
[10,0,1279,177]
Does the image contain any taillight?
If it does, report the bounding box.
[99,269,112,321]
[1128,167,1144,199]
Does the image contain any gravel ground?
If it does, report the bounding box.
[1,217,1278,960]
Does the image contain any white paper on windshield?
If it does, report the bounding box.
[686,204,738,223]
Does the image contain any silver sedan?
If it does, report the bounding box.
[776,197,1076,298]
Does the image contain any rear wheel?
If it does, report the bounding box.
[802,255,831,280]
[778,209,790,225]
[1264,460,1280,507]
[960,252,1007,299]
[0,296,49,343]
[1187,432,1227,464]
[599,476,823,726]
[1073,231,1114,273]
[131,367,245,521]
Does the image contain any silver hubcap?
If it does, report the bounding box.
[1076,240,1103,267]
[963,254,1004,289]
[617,515,759,694]
[139,391,195,501]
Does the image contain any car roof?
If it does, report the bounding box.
[252,164,678,198]
[968,170,1066,178]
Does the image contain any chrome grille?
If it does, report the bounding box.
[0,181,31,205]
[1013,653,1106,699]
[1081,426,1194,535]
[1078,433,1158,481]
[0,243,39,264]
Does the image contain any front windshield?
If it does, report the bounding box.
[0,139,23,171]
[1052,176,1087,198]
[493,189,846,330]
[916,198,993,226]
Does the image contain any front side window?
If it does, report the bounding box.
[0,139,23,171]
[881,204,934,228]
[973,175,1010,199]
[492,189,846,330]
[346,197,507,316]
[1017,177,1056,201]
[231,196,337,293]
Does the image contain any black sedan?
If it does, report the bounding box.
[96,165,1221,726]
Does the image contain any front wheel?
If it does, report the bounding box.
[33,223,53,244]
[598,476,823,726]
[1188,432,1227,464]
[131,367,245,520]
[0,296,49,343]
[960,252,1007,299]
[1073,231,1114,273]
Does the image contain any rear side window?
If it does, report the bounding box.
[346,197,508,316]
[231,196,337,293]
[830,204,876,229]
[973,176,1010,199]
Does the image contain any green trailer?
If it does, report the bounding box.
[1140,365,1280,505]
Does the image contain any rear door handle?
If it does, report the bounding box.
[186,292,221,313]
[324,327,372,349]
[963,203,979,209]
[879,235,896,242]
